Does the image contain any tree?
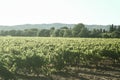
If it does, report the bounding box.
[50,27,55,30]
[90,29,102,38]
[117,26,120,32]
[103,29,106,33]
[30,28,39,36]
[60,26,68,29]
[51,29,60,37]
[23,29,37,36]
[109,24,115,32]
[79,27,89,37]
[72,23,85,37]
[101,33,110,38]
[8,30,17,36]
[0,30,8,36]
[63,29,72,37]
[111,31,120,38]
[59,29,64,37]
[38,29,50,37]
[50,27,55,37]
[15,30,23,36]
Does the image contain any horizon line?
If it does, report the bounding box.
[0,23,116,26]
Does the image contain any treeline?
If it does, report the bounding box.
[0,23,120,38]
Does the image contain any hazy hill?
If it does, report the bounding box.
[0,23,110,30]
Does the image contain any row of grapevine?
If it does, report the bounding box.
[0,37,120,79]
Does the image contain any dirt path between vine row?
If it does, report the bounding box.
[17,65,120,80]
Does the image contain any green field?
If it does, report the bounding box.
[0,37,120,80]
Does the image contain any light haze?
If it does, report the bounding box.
[0,0,120,25]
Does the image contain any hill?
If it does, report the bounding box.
[0,23,110,30]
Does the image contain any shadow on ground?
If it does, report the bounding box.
[16,65,120,80]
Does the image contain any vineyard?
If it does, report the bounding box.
[0,37,120,80]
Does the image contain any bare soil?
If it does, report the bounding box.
[17,64,120,80]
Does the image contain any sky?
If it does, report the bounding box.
[0,0,120,25]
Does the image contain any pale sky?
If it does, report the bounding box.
[0,0,120,25]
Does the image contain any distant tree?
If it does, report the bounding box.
[59,29,64,37]
[52,29,60,37]
[23,29,37,36]
[0,23,120,38]
[0,30,8,36]
[8,30,17,36]
[79,27,89,37]
[111,31,120,38]
[30,28,39,36]
[109,24,114,32]
[60,26,68,29]
[50,27,55,30]
[101,33,110,38]
[15,30,23,36]
[90,29,102,38]
[63,29,72,37]
[72,23,85,37]
[99,29,103,33]
[103,29,106,33]
[50,27,55,37]
[117,26,120,31]
[38,29,50,37]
